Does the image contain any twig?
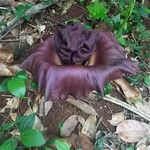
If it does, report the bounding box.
[103,95,150,122]
[0,19,20,40]
[0,39,20,42]
[4,31,36,38]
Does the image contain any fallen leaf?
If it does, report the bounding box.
[0,61,13,76]
[136,145,147,150]
[67,134,94,150]
[48,138,71,150]
[9,112,17,122]
[136,136,149,150]
[108,112,125,126]
[37,25,46,33]
[0,48,14,63]
[135,100,150,116]
[114,78,142,102]
[9,64,22,74]
[32,103,38,113]
[81,115,99,139]
[60,115,79,137]
[0,97,20,113]
[77,116,85,126]
[10,129,20,136]
[0,62,21,77]
[39,96,53,117]
[10,28,19,36]
[116,120,150,143]
[24,106,45,132]
[26,35,34,45]
[66,96,98,116]
[61,0,74,14]
[32,115,45,132]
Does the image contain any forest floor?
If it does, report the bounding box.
[0,0,150,150]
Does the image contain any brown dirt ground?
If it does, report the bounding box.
[0,90,123,137]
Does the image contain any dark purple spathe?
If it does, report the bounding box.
[20,24,138,101]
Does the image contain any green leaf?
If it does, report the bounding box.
[15,3,33,20]
[31,81,38,90]
[44,147,53,150]
[117,37,126,46]
[112,14,120,24]
[0,122,15,139]
[104,83,112,95]
[144,7,150,14]
[144,75,150,87]
[49,139,71,150]
[17,113,35,133]
[20,129,45,147]
[0,138,18,150]
[15,70,28,81]
[7,77,26,98]
[0,78,9,92]
[126,145,135,150]
[83,24,92,30]
[86,0,108,20]
[0,122,15,132]
[94,137,105,150]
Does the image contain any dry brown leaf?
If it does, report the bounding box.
[39,96,53,117]
[10,129,20,136]
[9,64,22,74]
[32,115,45,132]
[0,61,14,76]
[135,100,150,116]
[77,116,85,126]
[26,35,34,45]
[61,0,74,14]
[0,48,14,63]
[136,136,150,150]
[0,62,21,77]
[67,134,94,150]
[60,115,79,137]
[66,96,98,116]
[114,78,142,102]
[9,112,17,122]
[136,145,147,150]
[107,112,125,126]
[37,25,46,33]
[81,115,98,140]
[31,103,38,113]
[0,97,20,113]
[10,28,19,36]
[116,120,150,143]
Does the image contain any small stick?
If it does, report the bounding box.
[103,95,150,122]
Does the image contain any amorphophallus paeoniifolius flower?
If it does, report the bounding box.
[20,24,138,101]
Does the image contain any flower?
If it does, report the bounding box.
[20,24,138,101]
